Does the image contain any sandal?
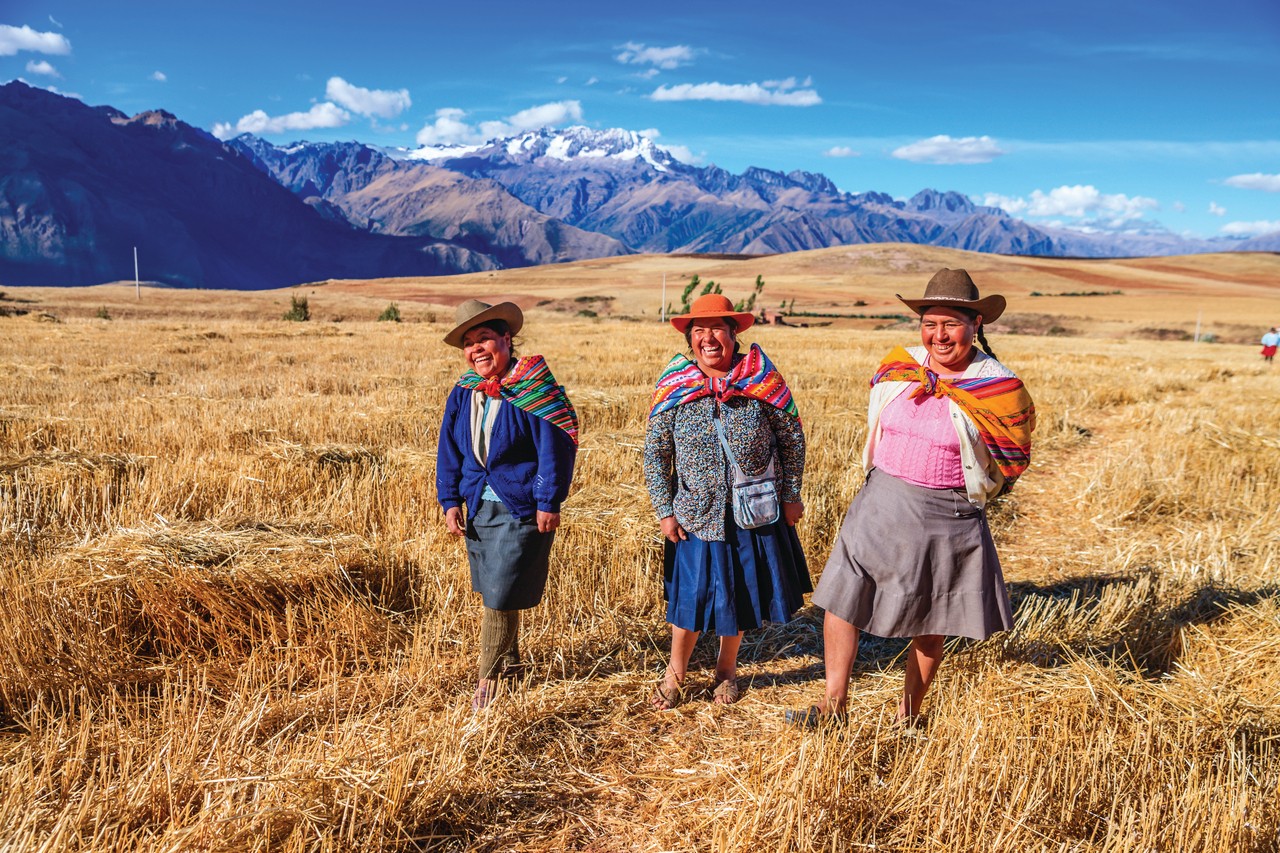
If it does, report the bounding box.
[650,670,686,710]
[711,677,741,705]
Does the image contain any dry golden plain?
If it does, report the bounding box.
[1,245,1278,851]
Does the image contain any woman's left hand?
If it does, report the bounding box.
[783,500,805,526]
[536,510,561,533]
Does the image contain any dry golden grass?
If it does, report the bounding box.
[1,264,1278,851]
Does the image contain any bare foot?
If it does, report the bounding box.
[472,678,498,712]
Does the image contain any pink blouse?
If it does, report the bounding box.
[872,389,965,489]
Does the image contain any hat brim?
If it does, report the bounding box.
[670,310,756,334]
[896,294,1006,324]
[444,302,524,348]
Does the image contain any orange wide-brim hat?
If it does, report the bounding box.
[670,293,755,333]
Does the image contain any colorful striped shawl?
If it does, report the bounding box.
[649,343,800,420]
[871,346,1035,486]
[457,355,579,445]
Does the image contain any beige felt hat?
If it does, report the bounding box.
[443,299,524,348]
[897,268,1006,323]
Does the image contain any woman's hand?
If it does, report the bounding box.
[660,515,687,543]
[444,506,465,536]
[783,500,805,526]
[536,511,561,533]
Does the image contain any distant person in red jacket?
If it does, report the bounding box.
[1262,327,1279,363]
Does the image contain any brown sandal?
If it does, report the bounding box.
[650,670,686,710]
[711,678,741,705]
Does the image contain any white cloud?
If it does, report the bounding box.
[1221,220,1280,237]
[1223,172,1280,192]
[585,76,599,86]
[636,68,660,80]
[151,70,167,82]
[49,15,63,28]
[556,76,568,84]
[0,24,71,56]
[212,102,350,139]
[1208,202,1226,216]
[25,59,59,77]
[615,42,696,70]
[983,185,1158,225]
[824,146,860,158]
[415,100,584,146]
[325,76,411,119]
[649,80,821,106]
[893,135,1005,165]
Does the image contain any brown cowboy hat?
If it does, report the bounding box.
[443,299,524,348]
[670,293,755,333]
[897,268,1006,323]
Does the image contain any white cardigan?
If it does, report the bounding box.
[863,345,1016,509]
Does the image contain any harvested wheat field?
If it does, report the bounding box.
[1,257,1279,851]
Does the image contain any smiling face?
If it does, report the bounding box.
[920,306,980,373]
[461,323,512,379]
[688,318,737,376]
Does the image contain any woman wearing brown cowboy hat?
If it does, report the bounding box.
[790,269,1035,729]
[644,293,811,709]
[436,299,579,711]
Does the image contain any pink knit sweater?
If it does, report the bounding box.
[871,389,965,489]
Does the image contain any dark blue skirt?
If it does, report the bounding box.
[465,499,555,610]
[664,515,811,636]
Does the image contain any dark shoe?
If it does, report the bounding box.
[785,704,846,729]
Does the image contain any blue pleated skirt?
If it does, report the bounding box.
[664,515,811,636]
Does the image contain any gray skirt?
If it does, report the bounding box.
[812,468,1014,641]
[465,499,555,610]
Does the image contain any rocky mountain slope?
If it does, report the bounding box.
[0,82,494,288]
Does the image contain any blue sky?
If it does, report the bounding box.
[4,0,1280,240]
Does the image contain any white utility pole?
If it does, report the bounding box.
[134,246,140,300]
[1194,311,1202,343]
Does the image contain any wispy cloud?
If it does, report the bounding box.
[615,42,697,70]
[48,15,63,28]
[637,128,699,164]
[0,24,71,56]
[212,102,350,139]
[824,146,860,158]
[982,185,1158,225]
[649,79,820,106]
[1208,202,1226,216]
[1221,220,1280,237]
[325,77,411,119]
[416,100,584,146]
[25,59,59,77]
[1224,172,1280,192]
[894,135,1005,165]
[151,70,167,82]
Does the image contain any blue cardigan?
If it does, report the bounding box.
[436,384,577,521]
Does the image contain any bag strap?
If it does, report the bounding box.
[713,406,776,483]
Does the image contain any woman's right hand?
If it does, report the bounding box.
[444,506,465,536]
[660,515,687,543]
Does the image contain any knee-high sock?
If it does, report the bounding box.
[478,608,519,680]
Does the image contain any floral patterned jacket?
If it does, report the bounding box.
[643,394,805,541]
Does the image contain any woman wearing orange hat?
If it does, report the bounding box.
[437,299,579,711]
[644,293,810,708]
[790,269,1035,729]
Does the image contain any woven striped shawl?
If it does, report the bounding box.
[649,343,799,420]
[457,355,579,446]
[871,346,1034,486]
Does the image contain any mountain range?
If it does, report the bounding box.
[1,81,1274,289]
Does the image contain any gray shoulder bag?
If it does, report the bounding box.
[713,410,781,529]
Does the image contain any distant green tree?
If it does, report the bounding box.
[96,306,112,320]
[282,295,310,322]
[378,302,402,322]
